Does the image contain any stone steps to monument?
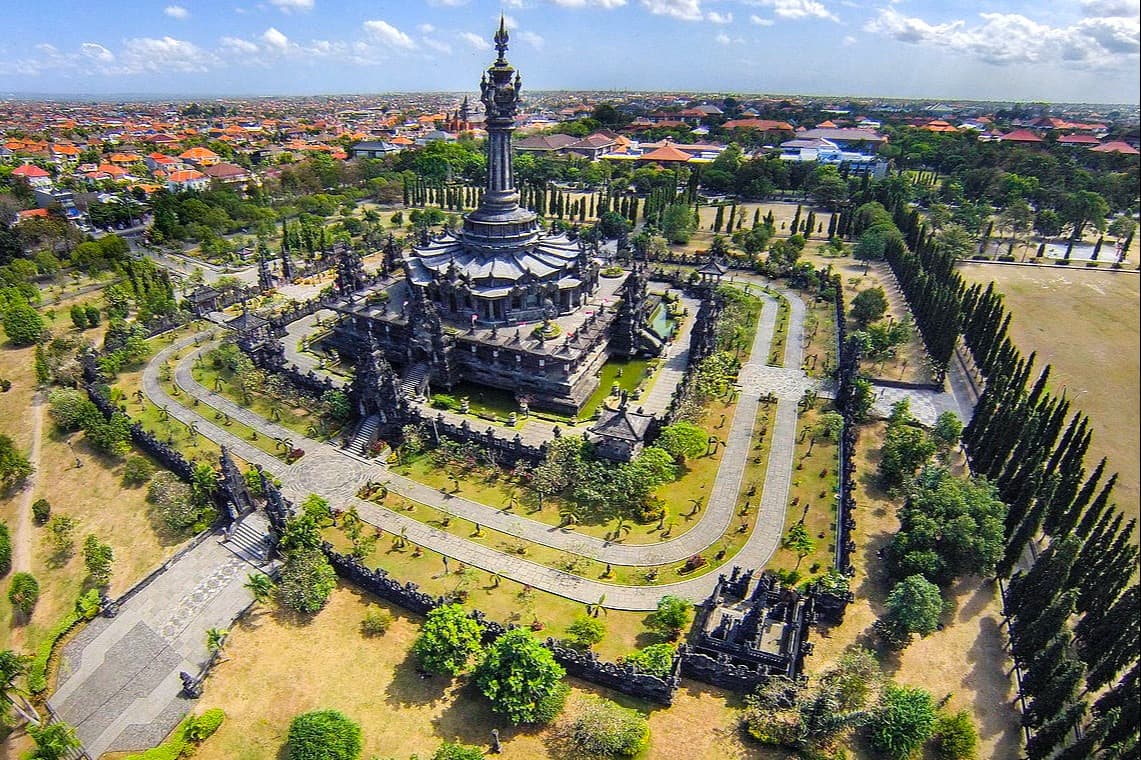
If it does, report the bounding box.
[348,414,380,456]
[222,512,273,567]
[401,363,430,400]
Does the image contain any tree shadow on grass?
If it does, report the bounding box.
[383,647,451,709]
[430,678,549,753]
[967,616,1024,759]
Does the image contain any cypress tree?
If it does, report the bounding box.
[727,204,736,231]
[791,204,801,234]
[713,204,724,233]
[1084,617,1138,691]
[1021,631,1075,700]
[1026,701,1088,760]
[1023,657,1084,728]
[1076,519,1136,617]
[1092,664,1139,749]
[1006,534,1079,618]
[827,212,837,237]
[753,208,760,227]
[805,210,816,238]
[1076,473,1118,538]
[1077,583,1138,650]
[1011,590,1077,665]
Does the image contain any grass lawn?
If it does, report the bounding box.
[188,584,776,760]
[0,342,187,657]
[806,421,1023,759]
[958,263,1140,526]
[767,405,840,585]
[337,393,773,589]
[801,296,838,379]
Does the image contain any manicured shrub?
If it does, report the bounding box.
[285,709,362,760]
[147,471,198,531]
[622,643,676,677]
[8,572,40,615]
[931,709,978,759]
[31,498,51,525]
[185,708,226,742]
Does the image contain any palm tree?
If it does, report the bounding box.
[244,573,275,605]
[27,721,81,760]
[205,628,229,659]
[0,649,41,726]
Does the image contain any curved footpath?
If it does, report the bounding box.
[142,284,816,610]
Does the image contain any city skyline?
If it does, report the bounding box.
[0,0,1138,104]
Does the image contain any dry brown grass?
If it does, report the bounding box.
[808,422,1023,760]
[958,264,1140,525]
[193,584,777,760]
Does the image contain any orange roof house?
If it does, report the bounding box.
[1001,129,1044,144]
[1090,141,1140,155]
[179,146,221,166]
[639,143,695,163]
[923,120,959,133]
[1057,134,1101,146]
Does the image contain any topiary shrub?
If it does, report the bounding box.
[286,709,362,760]
[931,709,978,760]
[147,471,199,531]
[432,743,483,760]
[32,498,51,525]
[622,643,676,677]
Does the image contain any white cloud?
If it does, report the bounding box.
[267,0,313,11]
[422,37,453,54]
[220,36,261,54]
[1081,0,1136,17]
[707,10,733,23]
[549,0,626,8]
[428,0,468,5]
[459,31,492,50]
[865,8,1140,69]
[750,0,838,22]
[262,26,289,49]
[164,5,190,19]
[417,23,436,34]
[750,14,774,25]
[80,43,115,62]
[716,32,731,44]
[842,34,857,45]
[641,0,704,22]
[362,19,416,49]
[519,30,545,49]
[120,36,214,73]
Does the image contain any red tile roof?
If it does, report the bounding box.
[1090,141,1140,155]
[1002,129,1044,143]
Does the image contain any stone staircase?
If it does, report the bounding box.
[401,363,430,400]
[221,511,273,567]
[348,414,380,455]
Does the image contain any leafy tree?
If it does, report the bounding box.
[0,649,41,726]
[44,515,77,561]
[82,534,113,587]
[646,595,693,640]
[320,389,351,423]
[360,605,393,636]
[878,422,935,492]
[7,572,39,615]
[565,615,606,648]
[554,695,650,759]
[121,455,155,487]
[475,628,566,725]
[277,547,336,614]
[887,467,1006,585]
[2,303,44,346]
[285,709,362,760]
[622,643,676,677]
[934,224,975,259]
[660,202,696,244]
[31,499,50,525]
[812,412,845,445]
[931,710,978,760]
[147,471,199,531]
[47,388,97,432]
[0,435,32,488]
[26,720,81,760]
[69,305,87,330]
[783,522,816,569]
[1061,190,1109,240]
[931,412,963,454]
[655,422,707,462]
[875,575,945,650]
[851,287,889,326]
[412,603,484,675]
[867,684,937,760]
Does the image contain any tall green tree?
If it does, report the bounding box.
[412,604,484,676]
[475,628,566,725]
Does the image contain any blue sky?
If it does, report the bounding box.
[0,0,1137,103]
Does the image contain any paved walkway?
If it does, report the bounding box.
[11,391,44,578]
[639,293,702,415]
[138,283,810,609]
[49,530,266,756]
